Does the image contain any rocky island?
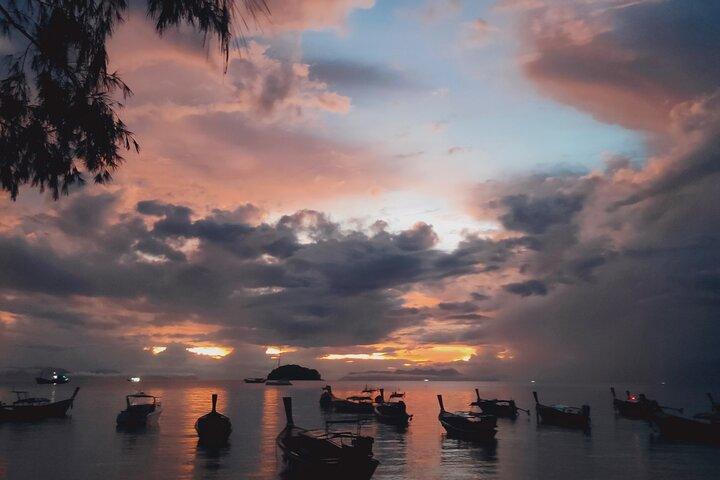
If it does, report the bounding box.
[267,364,322,381]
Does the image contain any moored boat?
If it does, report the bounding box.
[374,389,412,426]
[437,394,497,441]
[244,377,266,384]
[336,394,374,414]
[470,388,529,419]
[610,387,667,419]
[35,368,70,385]
[651,410,720,444]
[276,396,379,479]
[533,391,590,430]
[195,393,232,445]
[320,385,335,409]
[0,387,79,422]
[266,379,292,386]
[116,392,162,427]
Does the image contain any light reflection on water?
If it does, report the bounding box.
[0,380,719,479]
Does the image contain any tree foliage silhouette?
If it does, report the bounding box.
[0,0,268,200]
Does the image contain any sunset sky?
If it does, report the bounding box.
[1,0,718,382]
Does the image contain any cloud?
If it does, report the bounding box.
[308,59,422,91]
[503,279,548,297]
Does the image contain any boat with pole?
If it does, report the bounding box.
[374,388,412,426]
[610,387,680,420]
[533,391,590,430]
[0,387,79,422]
[437,394,497,441]
[470,388,529,419]
[244,377,266,384]
[35,368,70,385]
[195,393,232,445]
[116,392,162,427]
[276,396,379,479]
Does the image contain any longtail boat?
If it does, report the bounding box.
[195,393,232,445]
[533,391,590,430]
[610,387,678,420]
[276,396,379,479]
[437,394,497,441]
[374,389,412,426]
[0,387,79,422]
[470,388,529,419]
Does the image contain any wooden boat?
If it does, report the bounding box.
[533,391,590,430]
[0,387,79,422]
[276,396,379,479]
[694,393,720,421]
[470,388,529,419]
[116,392,162,427]
[320,385,335,409]
[374,389,412,426]
[610,387,669,419]
[266,379,292,386]
[437,394,497,441]
[336,395,374,414]
[244,377,266,384]
[195,393,232,445]
[651,410,720,443]
[35,369,70,385]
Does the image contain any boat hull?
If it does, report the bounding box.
[536,405,590,430]
[652,413,720,443]
[475,401,518,419]
[0,398,75,422]
[333,400,374,414]
[116,408,162,427]
[439,413,497,441]
[375,403,411,426]
[35,377,70,385]
[277,427,379,479]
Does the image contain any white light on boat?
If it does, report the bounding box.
[423,379,429,382]
[129,377,141,383]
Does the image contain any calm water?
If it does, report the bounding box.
[0,380,718,479]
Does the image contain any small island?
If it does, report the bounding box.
[267,364,322,381]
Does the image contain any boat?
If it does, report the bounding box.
[694,393,720,420]
[320,385,335,409]
[336,394,374,414]
[470,388,529,419]
[244,377,266,384]
[0,387,79,422]
[610,387,672,419]
[116,392,162,427]
[533,391,590,430]
[374,389,412,426]
[389,391,405,399]
[276,396,379,479]
[266,379,292,386]
[361,385,378,394]
[437,394,497,441]
[651,410,720,443]
[195,393,232,445]
[35,368,70,385]
[127,376,141,383]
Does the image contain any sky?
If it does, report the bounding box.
[1,0,719,383]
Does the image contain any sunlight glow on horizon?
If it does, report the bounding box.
[319,344,477,363]
[144,346,167,355]
[186,346,233,359]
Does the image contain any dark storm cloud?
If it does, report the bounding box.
[498,193,584,234]
[502,279,548,297]
[464,0,720,382]
[0,193,527,354]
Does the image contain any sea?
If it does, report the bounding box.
[0,379,718,479]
